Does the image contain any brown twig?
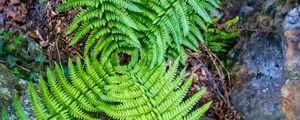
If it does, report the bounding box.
[196,57,229,106]
[198,42,224,80]
[16,64,31,72]
[55,38,64,70]
[198,41,231,107]
[0,60,30,72]
[210,24,274,33]
[209,27,272,33]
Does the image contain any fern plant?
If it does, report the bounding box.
[0,0,220,119]
[1,97,29,120]
[204,16,240,53]
[1,105,8,120]
[25,57,211,120]
[58,0,220,66]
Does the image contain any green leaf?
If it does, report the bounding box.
[1,105,9,120]
[5,44,17,53]
[27,73,35,81]
[5,55,19,68]
[1,31,11,40]
[224,16,239,27]
[35,52,46,63]
[12,35,23,45]
[13,96,29,120]
[207,0,221,8]
[11,67,24,78]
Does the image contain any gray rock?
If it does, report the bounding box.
[0,64,22,100]
[228,0,298,119]
[229,32,286,120]
[16,36,43,62]
[282,5,300,120]
[0,64,35,119]
[284,5,300,80]
[281,80,300,120]
[284,6,300,29]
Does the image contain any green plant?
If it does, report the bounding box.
[2,0,221,119]
[12,97,29,120]
[28,57,211,120]
[0,30,42,81]
[0,30,23,55]
[204,16,240,53]
[58,0,220,66]
[1,105,8,120]
[0,97,28,120]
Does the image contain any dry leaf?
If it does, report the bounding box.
[28,31,39,39]
[50,10,57,17]
[19,3,27,14]
[29,30,47,47]
[10,0,19,4]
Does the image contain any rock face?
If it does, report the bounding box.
[282,5,300,120]
[228,0,298,119]
[281,80,300,120]
[284,5,300,80]
[0,64,34,119]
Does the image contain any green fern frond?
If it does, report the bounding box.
[187,0,212,22]
[29,81,50,120]
[183,101,212,120]
[26,56,211,120]
[28,65,103,119]
[20,0,220,119]
[12,97,29,120]
[59,0,220,66]
[58,0,101,10]
[1,105,9,120]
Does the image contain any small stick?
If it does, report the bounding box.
[16,64,31,72]
[198,41,231,106]
[0,60,30,72]
[55,38,64,71]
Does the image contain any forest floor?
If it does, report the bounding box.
[0,0,242,119]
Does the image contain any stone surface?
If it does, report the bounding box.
[228,0,298,119]
[17,36,44,62]
[0,64,35,119]
[281,80,300,120]
[0,64,24,101]
[282,5,300,120]
[284,5,300,80]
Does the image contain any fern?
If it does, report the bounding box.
[12,97,29,120]
[25,57,211,120]
[59,0,220,65]
[1,105,9,120]
[204,16,240,53]
[0,97,29,120]
[2,0,221,119]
